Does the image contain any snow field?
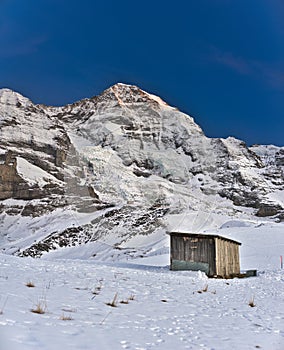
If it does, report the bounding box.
[0,253,283,350]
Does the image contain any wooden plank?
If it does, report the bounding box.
[215,238,240,277]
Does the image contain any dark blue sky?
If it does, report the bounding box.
[1,0,283,146]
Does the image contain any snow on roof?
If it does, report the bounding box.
[169,231,241,245]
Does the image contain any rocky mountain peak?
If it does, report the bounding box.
[0,88,31,108]
[99,83,172,109]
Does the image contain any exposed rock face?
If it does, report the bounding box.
[0,150,63,201]
[0,84,283,257]
[0,151,24,200]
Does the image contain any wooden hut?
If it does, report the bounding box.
[170,232,241,278]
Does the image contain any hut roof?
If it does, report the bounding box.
[169,232,241,246]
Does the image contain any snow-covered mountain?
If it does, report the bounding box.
[0,83,283,259]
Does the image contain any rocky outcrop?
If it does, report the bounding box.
[0,151,24,200]
[0,151,46,200]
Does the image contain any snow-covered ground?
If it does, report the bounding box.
[1,222,284,350]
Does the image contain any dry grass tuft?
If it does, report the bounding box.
[92,280,103,297]
[202,284,208,292]
[99,311,112,325]
[197,284,209,294]
[249,296,256,307]
[106,293,118,307]
[0,297,8,315]
[60,313,73,321]
[26,281,35,288]
[120,294,135,304]
[31,301,46,314]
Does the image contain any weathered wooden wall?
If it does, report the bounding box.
[215,238,240,277]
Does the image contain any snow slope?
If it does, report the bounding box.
[0,221,284,350]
